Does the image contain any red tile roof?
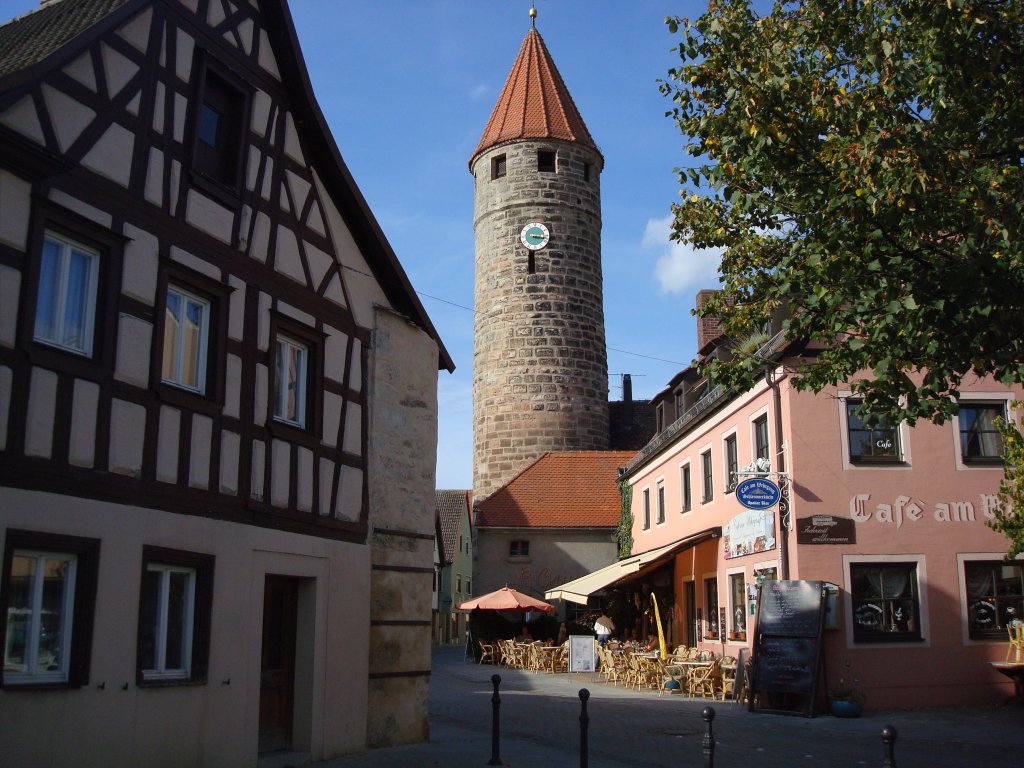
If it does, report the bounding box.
[476,452,635,529]
[469,27,599,169]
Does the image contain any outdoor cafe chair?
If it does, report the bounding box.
[1008,623,1024,662]
[659,658,686,696]
[717,655,737,700]
[478,639,496,665]
[687,659,718,698]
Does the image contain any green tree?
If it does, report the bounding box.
[662,0,1024,425]
[994,407,1024,559]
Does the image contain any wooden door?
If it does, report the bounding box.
[259,576,298,753]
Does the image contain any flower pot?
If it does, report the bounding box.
[830,699,863,718]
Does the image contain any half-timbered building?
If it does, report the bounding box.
[0,0,451,764]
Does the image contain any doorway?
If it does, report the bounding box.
[259,575,298,754]
[684,580,696,646]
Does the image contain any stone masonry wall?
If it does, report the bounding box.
[471,139,609,499]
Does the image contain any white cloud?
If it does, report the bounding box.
[469,83,490,101]
[643,214,722,296]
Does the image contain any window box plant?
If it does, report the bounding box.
[829,676,865,718]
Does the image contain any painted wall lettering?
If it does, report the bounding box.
[849,493,1001,527]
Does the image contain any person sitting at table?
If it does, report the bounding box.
[515,625,533,643]
[557,622,568,646]
[643,634,659,652]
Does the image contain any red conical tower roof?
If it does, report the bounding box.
[469,25,600,169]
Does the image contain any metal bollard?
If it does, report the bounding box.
[702,706,716,768]
[579,688,591,768]
[881,725,898,768]
[489,674,503,766]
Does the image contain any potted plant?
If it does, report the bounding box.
[829,676,865,718]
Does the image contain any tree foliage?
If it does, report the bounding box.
[992,406,1024,559]
[662,0,1024,426]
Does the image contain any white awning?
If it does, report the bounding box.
[544,527,721,605]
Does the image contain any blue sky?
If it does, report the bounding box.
[7,0,722,489]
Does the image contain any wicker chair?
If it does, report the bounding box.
[478,639,496,665]
[687,659,719,698]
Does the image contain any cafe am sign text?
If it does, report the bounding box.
[849,493,1001,530]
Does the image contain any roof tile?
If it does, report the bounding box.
[476,451,634,529]
[469,27,598,168]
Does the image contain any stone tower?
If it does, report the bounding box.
[469,14,609,500]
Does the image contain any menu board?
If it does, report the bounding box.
[568,635,596,673]
[756,580,825,638]
[749,580,827,716]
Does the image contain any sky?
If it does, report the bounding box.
[6,0,723,489]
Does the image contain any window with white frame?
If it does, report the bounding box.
[850,561,921,642]
[729,572,746,637]
[846,399,902,462]
[656,482,666,524]
[139,564,196,680]
[753,414,769,464]
[958,402,1006,463]
[701,450,713,503]
[3,550,76,684]
[704,577,719,638]
[136,546,213,685]
[642,488,651,529]
[509,540,530,558]
[724,434,738,492]
[274,335,308,427]
[681,463,692,513]
[964,560,1023,639]
[34,232,99,356]
[161,286,209,393]
[2,530,100,688]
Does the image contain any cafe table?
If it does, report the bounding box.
[989,661,1024,705]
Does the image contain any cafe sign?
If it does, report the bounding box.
[735,477,782,510]
[796,515,857,545]
[724,509,776,559]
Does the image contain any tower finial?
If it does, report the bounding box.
[529,5,537,28]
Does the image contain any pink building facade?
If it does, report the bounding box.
[623,357,1023,709]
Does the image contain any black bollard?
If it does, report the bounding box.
[881,725,898,768]
[701,706,716,768]
[489,674,503,766]
[579,688,591,768]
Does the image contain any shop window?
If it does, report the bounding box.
[850,562,921,643]
[1,530,100,688]
[753,414,769,464]
[491,154,506,180]
[34,231,99,357]
[704,578,719,639]
[137,546,213,685]
[846,399,901,462]
[701,450,713,504]
[959,403,1006,463]
[729,573,747,639]
[965,560,1023,640]
[724,434,738,492]
[509,540,529,558]
[681,463,691,513]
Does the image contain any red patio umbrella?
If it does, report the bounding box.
[457,586,555,613]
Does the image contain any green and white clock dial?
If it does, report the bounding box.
[520,222,550,251]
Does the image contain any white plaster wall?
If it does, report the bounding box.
[0,487,372,766]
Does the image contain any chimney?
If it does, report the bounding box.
[622,374,633,403]
[695,289,725,351]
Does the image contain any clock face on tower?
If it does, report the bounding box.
[520,222,550,251]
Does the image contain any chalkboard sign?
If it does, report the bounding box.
[749,580,827,717]
[754,636,817,694]
[756,580,825,638]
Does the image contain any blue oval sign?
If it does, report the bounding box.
[735,477,781,510]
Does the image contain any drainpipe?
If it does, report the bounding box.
[765,365,790,580]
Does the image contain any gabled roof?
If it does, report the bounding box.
[0,0,453,372]
[435,489,471,563]
[0,0,132,78]
[469,24,599,169]
[475,451,634,529]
